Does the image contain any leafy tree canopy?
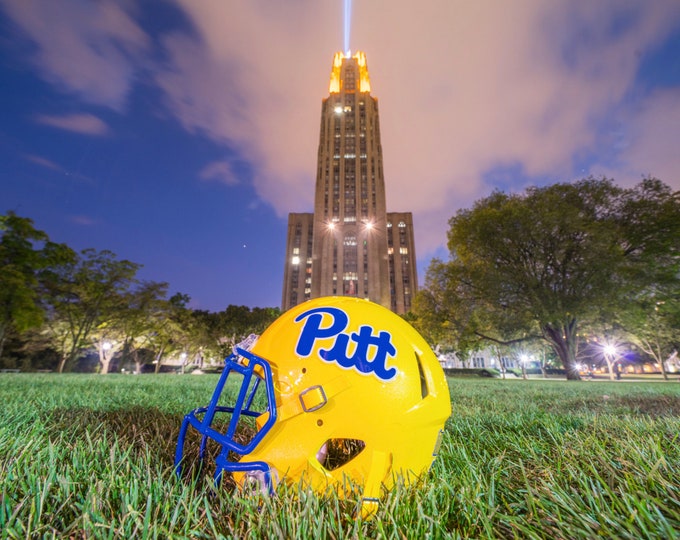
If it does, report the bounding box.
[416,177,680,380]
[0,212,74,359]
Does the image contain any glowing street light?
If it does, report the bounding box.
[519,353,532,380]
[601,342,620,381]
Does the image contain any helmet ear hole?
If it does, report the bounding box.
[415,352,429,399]
[317,438,366,470]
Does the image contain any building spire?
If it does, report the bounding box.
[328,51,371,94]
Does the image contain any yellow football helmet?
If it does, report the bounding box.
[175,297,451,517]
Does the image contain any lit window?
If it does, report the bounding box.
[400,247,408,254]
[292,256,300,265]
[343,235,357,246]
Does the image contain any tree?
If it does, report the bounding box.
[186,305,281,367]
[104,281,170,374]
[614,179,680,379]
[42,248,141,373]
[92,332,123,374]
[619,291,680,380]
[412,261,461,352]
[422,177,679,380]
[149,292,192,373]
[0,212,73,360]
[415,258,538,364]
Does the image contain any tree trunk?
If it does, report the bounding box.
[154,345,165,374]
[0,322,8,361]
[495,346,506,379]
[656,342,669,381]
[540,348,547,378]
[636,336,670,381]
[543,318,581,380]
[604,357,616,381]
[132,348,142,375]
[98,344,112,374]
[100,357,112,374]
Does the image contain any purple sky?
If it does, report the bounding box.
[2,1,679,312]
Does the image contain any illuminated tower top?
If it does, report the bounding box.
[329,51,371,94]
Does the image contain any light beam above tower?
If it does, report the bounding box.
[343,0,352,56]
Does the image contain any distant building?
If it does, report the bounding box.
[282,51,417,314]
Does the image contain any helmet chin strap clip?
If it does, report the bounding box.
[243,467,280,496]
[299,385,328,412]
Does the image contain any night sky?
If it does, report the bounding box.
[2,1,679,312]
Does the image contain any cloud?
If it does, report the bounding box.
[154,1,337,215]
[23,153,63,171]
[5,0,679,261]
[68,215,98,226]
[0,0,149,110]
[22,152,95,185]
[199,160,240,186]
[33,113,109,135]
[594,88,680,187]
[155,0,680,257]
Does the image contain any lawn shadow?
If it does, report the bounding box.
[46,407,181,468]
[44,407,255,489]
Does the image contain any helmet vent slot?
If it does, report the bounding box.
[317,438,366,471]
[415,352,429,399]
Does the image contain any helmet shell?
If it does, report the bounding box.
[241,296,451,498]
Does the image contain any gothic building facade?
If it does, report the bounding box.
[282,52,417,314]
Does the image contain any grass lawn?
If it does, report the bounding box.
[1,374,679,539]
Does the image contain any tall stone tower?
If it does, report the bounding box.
[282,52,417,314]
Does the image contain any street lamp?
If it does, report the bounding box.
[602,343,620,380]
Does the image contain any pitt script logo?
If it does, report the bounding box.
[294,306,398,381]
